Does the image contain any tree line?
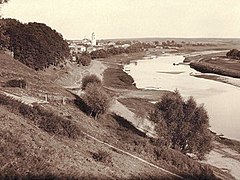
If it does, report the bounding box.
[76,42,154,66]
[0,18,70,70]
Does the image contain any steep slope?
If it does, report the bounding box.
[0,52,234,179]
[0,52,72,101]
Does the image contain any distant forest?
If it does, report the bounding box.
[1,19,70,70]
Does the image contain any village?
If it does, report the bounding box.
[67,32,133,61]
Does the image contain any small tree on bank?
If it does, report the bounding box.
[153,90,212,160]
[81,74,101,90]
[82,83,111,119]
[76,53,91,66]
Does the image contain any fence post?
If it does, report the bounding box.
[62,97,66,105]
[45,94,48,102]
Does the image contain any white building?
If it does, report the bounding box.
[69,43,86,55]
[91,32,96,46]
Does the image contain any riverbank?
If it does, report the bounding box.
[102,49,240,179]
[190,73,240,88]
[54,48,240,179]
[186,51,240,79]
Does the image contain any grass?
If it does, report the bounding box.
[118,98,155,116]
[0,93,80,138]
[0,53,71,98]
[91,150,112,164]
[0,48,236,179]
[96,113,222,179]
[189,52,240,78]
[103,67,136,89]
[215,136,240,154]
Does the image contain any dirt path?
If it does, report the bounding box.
[0,89,47,106]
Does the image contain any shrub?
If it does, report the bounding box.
[82,83,111,119]
[90,49,108,59]
[76,53,91,66]
[81,74,101,90]
[4,79,27,88]
[153,90,212,159]
[91,150,112,164]
[226,49,240,59]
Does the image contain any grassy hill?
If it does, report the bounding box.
[0,52,233,179]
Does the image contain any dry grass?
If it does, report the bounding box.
[103,68,136,89]
[0,93,80,138]
[0,53,72,98]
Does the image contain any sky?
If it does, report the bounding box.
[1,0,240,40]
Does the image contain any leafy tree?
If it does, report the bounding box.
[82,83,111,119]
[0,19,9,49]
[90,49,108,59]
[153,90,212,159]
[81,74,101,90]
[1,19,70,70]
[76,53,91,66]
[0,0,9,4]
[226,49,240,60]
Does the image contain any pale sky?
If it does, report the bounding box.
[1,0,240,39]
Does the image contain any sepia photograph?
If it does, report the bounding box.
[0,0,240,179]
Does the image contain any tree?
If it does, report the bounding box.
[226,49,240,60]
[81,74,101,90]
[90,49,108,59]
[153,90,212,159]
[2,19,70,70]
[0,0,9,4]
[82,83,111,119]
[76,53,91,66]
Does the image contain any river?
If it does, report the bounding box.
[124,53,240,141]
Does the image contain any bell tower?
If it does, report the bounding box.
[91,32,96,46]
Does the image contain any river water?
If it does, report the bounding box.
[124,54,240,140]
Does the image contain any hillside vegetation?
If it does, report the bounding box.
[1,19,69,70]
[0,52,234,179]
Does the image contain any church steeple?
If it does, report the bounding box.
[91,32,96,46]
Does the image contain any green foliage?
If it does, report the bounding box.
[91,150,112,164]
[90,49,108,59]
[4,78,27,88]
[153,90,212,159]
[82,83,111,119]
[89,42,154,60]
[0,0,9,4]
[76,53,91,66]
[2,19,70,70]
[107,47,126,55]
[226,49,240,60]
[81,74,101,90]
[0,19,10,49]
[0,93,80,138]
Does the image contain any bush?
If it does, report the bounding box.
[90,49,108,59]
[82,83,111,119]
[4,79,27,88]
[153,90,212,159]
[76,53,91,66]
[226,49,240,59]
[81,74,101,90]
[91,150,112,164]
